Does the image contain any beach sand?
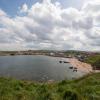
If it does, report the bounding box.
[68,58,93,74]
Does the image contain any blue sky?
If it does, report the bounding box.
[0,0,100,51]
[0,0,41,16]
[0,0,85,16]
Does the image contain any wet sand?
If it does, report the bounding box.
[68,58,93,74]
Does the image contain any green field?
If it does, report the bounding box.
[0,73,100,100]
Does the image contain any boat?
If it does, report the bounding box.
[74,67,77,69]
[73,69,77,72]
[59,61,62,63]
[63,61,69,63]
[69,66,73,69]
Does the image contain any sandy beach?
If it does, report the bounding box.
[68,58,93,74]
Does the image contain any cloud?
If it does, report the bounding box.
[0,0,100,51]
[0,9,6,16]
[19,3,28,13]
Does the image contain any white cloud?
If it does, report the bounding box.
[0,0,100,51]
[20,3,28,13]
[0,9,6,16]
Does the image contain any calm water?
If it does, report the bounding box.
[0,55,84,82]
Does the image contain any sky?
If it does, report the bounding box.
[0,0,100,51]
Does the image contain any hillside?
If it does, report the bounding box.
[85,55,100,70]
[0,73,100,100]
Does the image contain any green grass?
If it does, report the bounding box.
[0,73,100,100]
[85,55,100,68]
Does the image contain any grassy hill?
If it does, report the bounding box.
[0,73,100,100]
[85,55,100,69]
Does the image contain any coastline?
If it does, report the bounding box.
[0,54,99,74]
[68,58,93,74]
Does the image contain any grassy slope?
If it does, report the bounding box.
[85,55,100,68]
[0,73,100,100]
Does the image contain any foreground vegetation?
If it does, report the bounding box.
[0,73,100,100]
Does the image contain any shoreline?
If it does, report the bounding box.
[0,54,99,74]
[67,58,93,74]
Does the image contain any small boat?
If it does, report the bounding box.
[74,67,77,69]
[63,61,69,63]
[59,61,62,63]
[69,67,73,69]
[73,69,77,72]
